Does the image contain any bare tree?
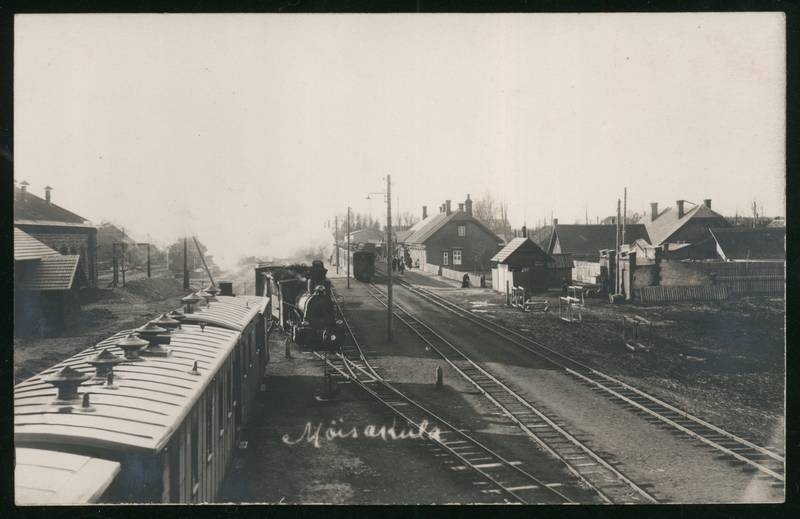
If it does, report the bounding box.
[473,192,512,239]
[396,211,419,228]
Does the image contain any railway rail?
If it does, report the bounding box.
[378,273,785,488]
[316,289,583,504]
[365,283,658,504]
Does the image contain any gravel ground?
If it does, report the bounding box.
[358,271,783,503]
[218,333,518,504]
[398,269,785,450]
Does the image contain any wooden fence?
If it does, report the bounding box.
[715,275,784,296]
[639,285,729,304]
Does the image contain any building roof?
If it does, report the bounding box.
[16,255,84,291]
[490,237,550,264]
[549,224,650,261]
[709,227,785,260]
[347,227,385,245]
[645,202,726,245]
[15,448,121,505]
[14,324,241,455]
[403,210,500,245]
[180,295,269,331]
[14,228,60,261]
[550,253,575,269]
[14,187,91,225]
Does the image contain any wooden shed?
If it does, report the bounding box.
[491,237,555,294]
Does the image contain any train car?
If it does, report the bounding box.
[14,292,269,504]
[254,260,341,351]
[352,250,376,282]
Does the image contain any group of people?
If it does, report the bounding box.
[391,256,406,275]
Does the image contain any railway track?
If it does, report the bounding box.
[379,273,785,488]
[365,283,658,504]
[317,290,580,504]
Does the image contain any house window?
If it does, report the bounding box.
[453,250,462,265]
[457,225,466,237]
[443,251,449,266]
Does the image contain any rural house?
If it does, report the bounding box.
[401,195,503,277]
[645,199,729,246]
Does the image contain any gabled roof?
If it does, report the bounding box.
[645,202,726,245]
[14,187,91,225]
[549,224,650,261]
[491,237,550,265]
[16,255,85,291]
[403,210,501,245]
[709,227,785,260]
[14,228,59,261]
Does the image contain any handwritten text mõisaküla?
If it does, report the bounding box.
[282,418,443,448]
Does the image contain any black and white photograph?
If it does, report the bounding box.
[10,12,786,505]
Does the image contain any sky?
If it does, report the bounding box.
[14,13,785,269]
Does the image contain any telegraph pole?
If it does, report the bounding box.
[347,207,351,289]
[386,174,393,342]
[183,236,189,290]
[334,215,339,274]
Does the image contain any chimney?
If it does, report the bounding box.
[19,180,29,201]
[465,194,473,216]
[553,218,558,226]
[440,204,444,213]
[521,225,527,237]
[422,205,428,219]
[650,202,659,221]
[676,200,685,218]
[44,186,53,205]
[458,203,464,212]
[703,199,712,210]
[445,200,452,215]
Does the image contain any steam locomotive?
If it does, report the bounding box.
[255,260,342,351]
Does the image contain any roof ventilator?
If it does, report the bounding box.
[152,313,181,331]
[136,322,172,357]
[105,371,119,390]
[205,284,221,297]
[117,333,149,362]
[199,321,207,332]
[188,360,201,376]
[44,365,91,406]
[87,348,126,381]
[182,292,203,314]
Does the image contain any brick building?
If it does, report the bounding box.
[14,182,98,288]
[401,195,503,274]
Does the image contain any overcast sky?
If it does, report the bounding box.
[15,13,785,268]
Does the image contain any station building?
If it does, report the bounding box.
[400,195,503,277]
[490,232,574,294]
[14,181,98,288]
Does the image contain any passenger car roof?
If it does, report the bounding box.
[15,324,240,454]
